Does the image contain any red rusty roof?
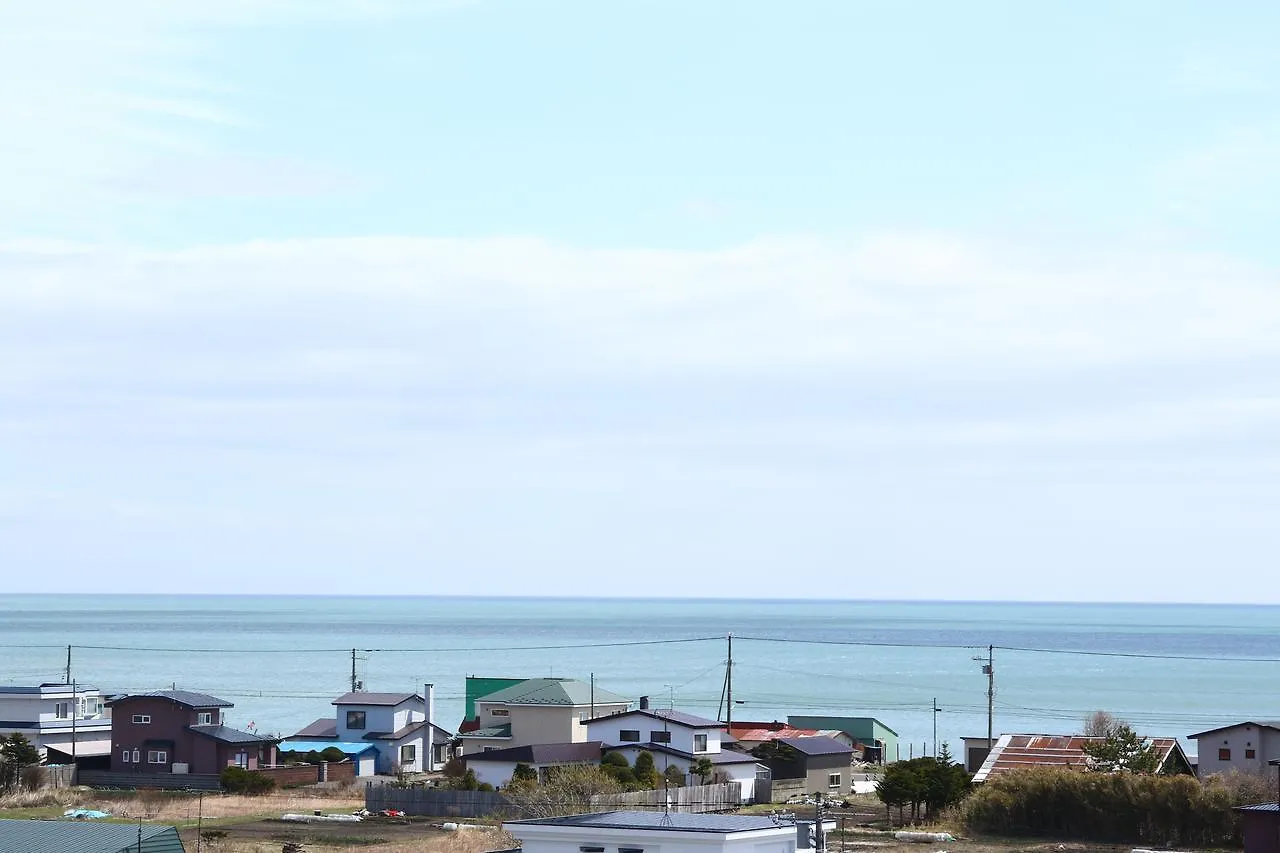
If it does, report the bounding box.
[729,726,819,742]
[973,734,1189,783]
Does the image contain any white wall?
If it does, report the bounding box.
[588,713,721,754]
[469,759,517,788]
[506,823,800,853]
[1193,724,1280,776]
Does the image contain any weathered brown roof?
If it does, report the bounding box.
[973,734,1188,783]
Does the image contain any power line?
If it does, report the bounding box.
[3,636,723,654]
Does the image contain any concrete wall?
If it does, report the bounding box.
[588,714,721,754]
[1194,724,1280,776]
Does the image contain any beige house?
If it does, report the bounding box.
[458,678,630,756]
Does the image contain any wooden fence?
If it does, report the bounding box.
[78,770,223,791]
[365,782,743,819]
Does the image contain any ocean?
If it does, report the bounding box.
[3,595,1278,758]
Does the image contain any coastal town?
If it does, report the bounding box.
[2,672,1279,852]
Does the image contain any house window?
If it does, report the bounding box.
[55,702,70,719]
[132,749,140,763]
[400,745,416,764]
[1219,748,1232,761]
[1246,749,1257,759]
[197,712,214,725]
[234,752,248,768]
[619,848,645,853]
[579,847,605,853]
[620,729,641,742]
[148,750,167,764]
[491,708,509,716]
[121,748,131,763]
[828,772,842,788]
[133,714,151,724]
[693,734,708,752]
[346,711,367,730]
[650,731,671,743]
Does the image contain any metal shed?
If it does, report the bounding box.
[0,818,186,853]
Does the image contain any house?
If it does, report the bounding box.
[288,685,452,774]
[465,741,605,788]
[1237,803,1280,853]
[459,676,525,733]
[277,739,380,777]
[0,818,185,853]
[106,690,276,776]
[0,682,113,764]
[504,810,834,853]
[588,702,766,802]
[752,735,855,797]
[961,736,996,774]
[458,677,630,756]
[727,722,854,753]
[787,715,899,765]
[1189,721,1280,776]
[972,733,1195,782]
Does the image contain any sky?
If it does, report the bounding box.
[2,1,1279,601]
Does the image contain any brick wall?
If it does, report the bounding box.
[253,762,355,787]
[326,761,355,783]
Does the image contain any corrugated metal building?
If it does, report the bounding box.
[0,818,185,853]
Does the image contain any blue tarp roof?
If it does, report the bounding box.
[279,739,378,755]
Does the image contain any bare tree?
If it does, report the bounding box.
[1082,710,1120,737]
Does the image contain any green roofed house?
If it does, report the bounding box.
[458,677,631,758]
[788,715,899,764]
[0,818,185,853]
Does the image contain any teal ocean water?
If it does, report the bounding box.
[3,595,1278,758]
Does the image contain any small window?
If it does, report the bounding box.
[620,729,641,742]
[490,708,509,717]
[132,749,140,763]
[197,711,214,725]
[400,744,416,764]
[346,710,367,730]
[619,848,645,853]
[650,731,671,743]
[828,772,842,788]
[1246,749,1257,759]
[133,714,151,724]
[121,748,131,763]
[55,702,70,719]
[580,847,605,853]
[148,750,167,764]
[1219,748,1232,761]
[693,733,708,752]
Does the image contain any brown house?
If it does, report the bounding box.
[107,689,276,776]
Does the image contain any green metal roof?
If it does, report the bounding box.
[477,678,630,707]
[464,676,524,721]
[463,723,513,739]
[0,819,185,853]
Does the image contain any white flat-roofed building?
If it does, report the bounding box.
[0,683,113,761]
[504,810,835,853]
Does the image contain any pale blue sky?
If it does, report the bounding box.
[2,1,1279,600]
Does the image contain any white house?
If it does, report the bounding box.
[459,677,631,756]
[463,740,605,789]
[1189,721,1280,776]
[287,685,453,775]
[0,683,112,762]
[504,810,835,853]
[587,704,765,803]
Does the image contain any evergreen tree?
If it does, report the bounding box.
[0,734,41,791]
[1082,725,1160,774]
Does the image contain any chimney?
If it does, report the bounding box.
[639,695,649,710]
[424,683,435,770]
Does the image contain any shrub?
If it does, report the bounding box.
[320,746,347,763]
[219,766,275,795]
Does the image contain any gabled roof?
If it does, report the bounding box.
[464,741,603,764]
[1189,721,1280,738]
[477,678,630,707]
[107,689,233,709]
[507,811,791,833]
[189,724,273,744]
[0,818,183,853]
[1237,803,1280,813]
[332,692,419,707]
[365,720,454,744]
[588,708,724,729]
[972,733,1191,783]
[776,736,854,756]
[293,718,339,739]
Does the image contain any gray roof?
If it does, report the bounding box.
[1189,721,1280,738]
[466,741,603,764]
[778,735,854,756]
[508,810,791,833]
[478,678,630,707]
[1237,802,1280,812]
[189,724,273,744]
[108,689,233,709]
[589,708,724,729]
[294,718,339,738]
[0,818,185,853]
[604,742,759,765]
[366,721,454,744]
[332,691,419,706]
[463,723,513,739]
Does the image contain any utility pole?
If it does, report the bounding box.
[65,645,71,684]
[973,645,995,749]
[931,697,940,758]
[589,673,594,720]
[725,634,733,728]
[196,791,204,853]
[814,794,826,852]
[350,649,359,693]
[71,679,77,765]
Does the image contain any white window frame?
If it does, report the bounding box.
[828,772,842,788]
[693,733,709,753]
[400,744,416,764]
[197,712,214,725]
[133,714,151,724]
[148,750,168,764]
[121,748,131,763]
[54,702,70,719]
[131,749,141,763]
